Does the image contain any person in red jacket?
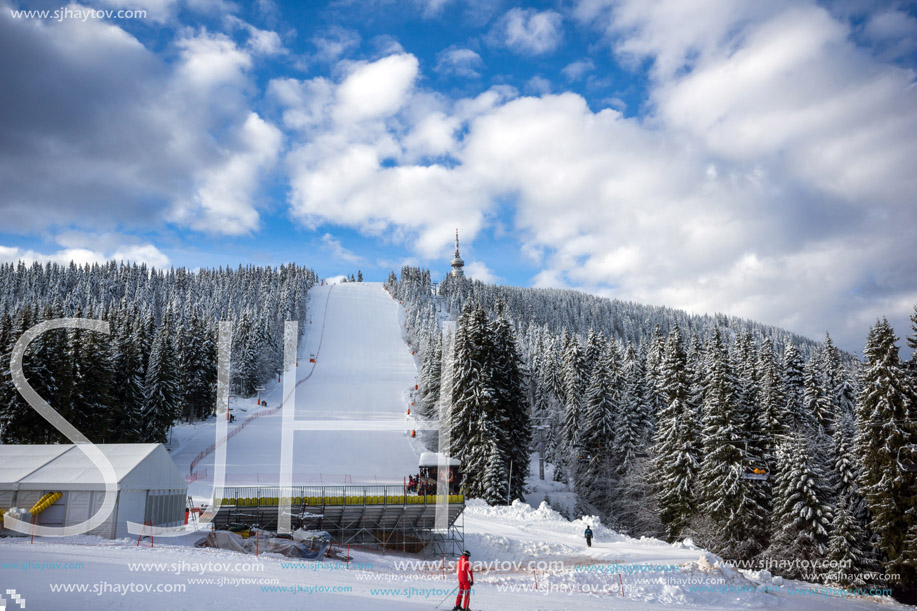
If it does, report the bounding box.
[453,550,473,611]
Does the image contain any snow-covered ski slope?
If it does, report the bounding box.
[171,281,424,495]
[1,280,906,610]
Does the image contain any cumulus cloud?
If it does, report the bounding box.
[225,15,287,56]
[274,11,916,350]
[464,260,499,283]
[495,8,563,55]
[321,233,362,263]
[435,46,484,78]
[0,10,281,237]
[334,53,419,122]
[0,242,170,268]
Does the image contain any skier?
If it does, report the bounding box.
[453,549,473,611]
[584,526,593,547]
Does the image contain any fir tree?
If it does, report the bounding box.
[696,328,748,556]
[766,433,832,577]
[826,497,870,586]
[651,327,700,540]
[142,314,179,443]
[854,318,917,588]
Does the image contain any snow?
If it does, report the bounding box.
[169,282,424,494]
[0,282,908,610]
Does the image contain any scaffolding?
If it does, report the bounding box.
[211,484,464,556]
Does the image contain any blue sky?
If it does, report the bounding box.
[1,0,916,352]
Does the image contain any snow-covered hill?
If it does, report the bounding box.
[0,282,905,610]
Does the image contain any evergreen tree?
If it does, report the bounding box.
[142,314,179,443]
[782,343,812,435]
[766,433,832,577]
[580,348,616,514]
[489,300,531,502]
[696,328,747,556]
[111,304,146,442]
[71,306,115,442]
[651,326,700,540]
[615,342,649,475]
[561,333,586,457]
[826,497,870,586]
[482,443,508,506]
[854,318,917,588]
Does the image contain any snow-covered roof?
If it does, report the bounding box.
[418,452,460,468]
[0,444,187,491]
[0,444,71,485]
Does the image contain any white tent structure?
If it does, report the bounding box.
[0,444,187,539]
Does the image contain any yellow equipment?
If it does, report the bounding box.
[30,492,63,515]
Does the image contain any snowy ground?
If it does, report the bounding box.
[0,282,907,610]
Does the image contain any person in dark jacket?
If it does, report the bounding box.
[584,526,593,547]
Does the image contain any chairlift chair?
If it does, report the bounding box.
[742,460,769,481]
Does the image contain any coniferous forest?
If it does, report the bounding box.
[1,261,915,598]
[0,261,316,444]
[387,267,917,599]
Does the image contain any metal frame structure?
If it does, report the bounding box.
[211,484,464,556]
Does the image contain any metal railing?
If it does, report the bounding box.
[213,485,464,508]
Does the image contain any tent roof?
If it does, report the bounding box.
[418,452,460,468]
[0,445,71,486]
[0,444,185,490]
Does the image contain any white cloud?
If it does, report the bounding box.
[0,14,280,238]
[335,53,419,122]
[561,59,595,81]
[497,8,563,55]
[96,0,177,22]
[464,260,499,283]
[321,233,362,263]
[435,47,484,78]
[525,75,552,94]
[171,112,283,235]
[311,26,360,63]
[0,242,170,268]
[174,29,252,97]
[224,16,286,56]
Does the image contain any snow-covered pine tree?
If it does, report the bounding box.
[142,312,179,443]
[644,325,666,421]
[615,342,649,475]
[782,343,813,436]
[651,326,700,540]
[482,443,508,506]
[111,303,145,442]
[826,497,870,586]
[72,305,115,442]
[417,331,442,420]
[561,332,586,459]
[489,300,531,502]
[765,432,832,578]
[854,318,917,589]
[583,328,606,384]
[180,314,217,422]
[580,347,616,515]
[695,327,747,556]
